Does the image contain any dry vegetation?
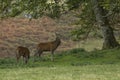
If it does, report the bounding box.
[0,16,77,58]
[0,15,119,58]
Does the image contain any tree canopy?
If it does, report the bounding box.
[0,0,120,49]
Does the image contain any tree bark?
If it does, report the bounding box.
[91,0,119,49]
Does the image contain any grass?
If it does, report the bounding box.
[1,65,120,80]
[77,39,103,51]
[0,48,120,80]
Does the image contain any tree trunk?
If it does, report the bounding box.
[91,0,119,49]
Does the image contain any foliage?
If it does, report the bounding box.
[0,0,62,19]
[70,1,96,40]
[65,0,84,10]
[0,0,120,48]
[66,0,120,40]
[0,0,119,25]
[46,2,61,18]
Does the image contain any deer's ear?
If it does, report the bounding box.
[54,32,58,38]
[54,32,61,39]
[55,32,57,36]
[55,32,60,36]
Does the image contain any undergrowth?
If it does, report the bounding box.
[0,48,120,69]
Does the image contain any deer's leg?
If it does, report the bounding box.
[24,56,28,64]
[34,49,38,57]
[34,50,42,61]
[16,54,20,63]
[23,56,25,64]
[16,51,20,63]
[28,53,30,59]
[51,51,54,61]
[39,51,42,57]
[34,49,42,57]
[38,51,43,57]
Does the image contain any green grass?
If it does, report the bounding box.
[1,65,120,80]
[0,48,120,80]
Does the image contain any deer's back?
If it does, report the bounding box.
[17,46,30,57]
[37,41,59,51]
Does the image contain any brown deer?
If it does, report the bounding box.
[16,46,30,64]
[34,34,61,61]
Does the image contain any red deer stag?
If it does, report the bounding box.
[16,46,30,64]
[34,34,61,61]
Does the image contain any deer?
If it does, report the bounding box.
[34,33,61,61]
[16,46,30,64]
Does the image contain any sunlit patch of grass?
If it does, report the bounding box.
[76,39,103,51]
[0,65,120,80]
